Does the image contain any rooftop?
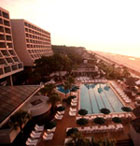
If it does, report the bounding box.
[0,85,40,127]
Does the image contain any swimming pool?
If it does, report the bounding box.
[80,83,124,114]
[56,85,70,94]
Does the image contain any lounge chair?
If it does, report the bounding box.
[34,126,44,132]
[71,102,77,106]
[64,138,72,145]
[69,110,76,116]
[26,138,38,145]
[47,127,56,133]
[27,138,38,143]
[31,130,42,136]
[43,133,54,140]
[57,110,65,115]
[56,103,62,107]
[30,132,41,139]
[34,124,44,131]
[70,107,77,112]
[26,140,38,146]
[55,114,63,120]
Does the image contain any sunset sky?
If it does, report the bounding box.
[1,0,140,57]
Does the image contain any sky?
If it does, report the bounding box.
[1,0,140,57]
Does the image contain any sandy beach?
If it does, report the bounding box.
[94,51,140,74]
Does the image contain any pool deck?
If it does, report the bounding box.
[36,82,134,146]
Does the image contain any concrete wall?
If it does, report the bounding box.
[11,19,33,66]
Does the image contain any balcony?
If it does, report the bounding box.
[0,18,3,25]
[7,43,12,48]
[13,57,19,62]
[4,20,10,27]
[4,66,11,73]
[1,50,9,56]
[5,28,11,34]
[0,42,6,48]
[8,50,15,56]
[6,58,14,63]
[0,59,7,65]
[18,63,23,69]
[6,35,12,41]
[12,65,17,71]
[0,35,5,40]
[0,68,3,75]
[2,12,9,19]
[0,26,4,33]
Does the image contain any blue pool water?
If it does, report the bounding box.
[80,83,124,114]
[56,85,70,94]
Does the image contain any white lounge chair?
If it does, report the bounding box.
[34,126,44,132]
[70,107,77,112]
[43,133,54,140]
[71,102,77,106]
[57,110,65,115]
[30,132,41,139]
[27,138,38,143]
[69,110,76,116]
[34,124,44,131]
[47,127,56,133]
[26,140,38,146]
[31,130,42,135]
[55,114,63,120]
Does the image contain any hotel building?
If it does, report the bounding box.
[11,19,53,66]
[0,7,23,80]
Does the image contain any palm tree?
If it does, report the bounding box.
[66,131,90,146]
[9,111,30,133]
[63,81,70,97]
[47,92,61,112]
[40,83,55,96]
[67,76,75,96]
[122,67,130,79]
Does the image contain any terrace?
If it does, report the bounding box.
[27,80,134,146]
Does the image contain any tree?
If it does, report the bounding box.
[40,83,56,96]
[9,111,30,133]
[66,131,90,146]
[122,67,130,79]
[63,81,70,97]
[66,76,75,95]
[47,92,61,112]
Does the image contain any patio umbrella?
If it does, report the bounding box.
[70,88,77,92]
[46,121,56,129]
[56,106,65,111]
[104,85,110,91]
[121,106,132,112]
[78,109,88,116]
[112,117,122,123]
[93,117,105,125]
[90,84,96,88]
[66,128,79,136]
[85,84,90,89]
[100,108,110,114]
[76,118,88,126]
[68,95,76,99]
[98,87,103,93]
